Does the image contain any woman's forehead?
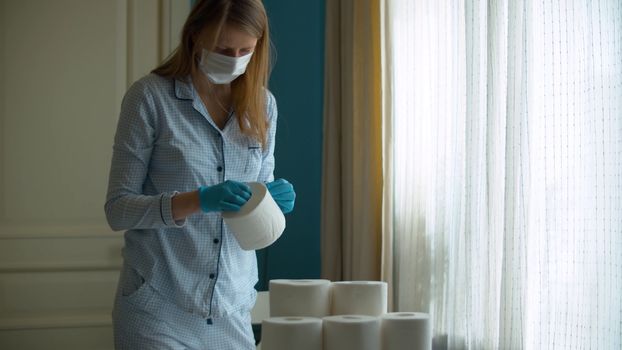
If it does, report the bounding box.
[215,24,258,48]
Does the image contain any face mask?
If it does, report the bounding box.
[199,49,253,84]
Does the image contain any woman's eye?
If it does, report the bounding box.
[214,47,253,57]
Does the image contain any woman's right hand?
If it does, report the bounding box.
[198,180,252,213]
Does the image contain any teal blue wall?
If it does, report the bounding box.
[256,0,325,290]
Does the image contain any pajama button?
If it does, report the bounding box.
[209,273,215,279]
[213,238,219,244]
[217,166,223,172]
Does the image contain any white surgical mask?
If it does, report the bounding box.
[199,49,253,84]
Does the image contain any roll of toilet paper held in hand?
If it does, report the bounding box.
[261,316,322,350]
[381,312,432,350]
[222,182,286,250]
[323,315,381,350]
[331,281,388,316]
[269,279,332,318]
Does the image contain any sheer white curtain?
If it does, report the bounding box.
[384,0,622,348]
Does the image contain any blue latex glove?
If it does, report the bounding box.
[198,180,252,213]
[266,178,296,214]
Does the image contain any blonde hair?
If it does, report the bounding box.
[153,0,272,145]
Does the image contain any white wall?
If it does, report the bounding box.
[0,1,189,348]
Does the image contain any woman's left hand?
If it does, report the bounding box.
[266,178,296,214]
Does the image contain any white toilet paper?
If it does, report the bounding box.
[222,182,285,250]
[269,279,332,318]
[323,315,381,350]
[331,281,388,316]
[261,316,322,350]
[381,312,432,350]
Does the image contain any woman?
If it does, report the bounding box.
[105,0,295,348]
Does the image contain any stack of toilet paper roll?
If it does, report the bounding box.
[261,279,431,350]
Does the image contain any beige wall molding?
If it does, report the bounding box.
[0,261,122,273]
[0,1,190,348]
[0,312,112,331]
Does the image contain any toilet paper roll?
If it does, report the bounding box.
[222,182,285,250]
[261,316,322,350]
[269,279,331,318]
[323,315,381,350]
[331,281,388,316]
[381,312,431,350]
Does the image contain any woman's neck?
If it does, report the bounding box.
[191,71,231,100]
[191,71,233,129]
